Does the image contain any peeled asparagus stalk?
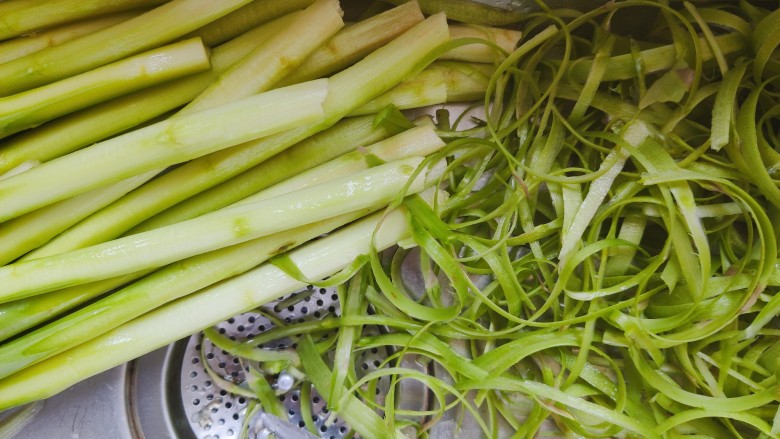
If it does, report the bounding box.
[443,24,523,63]
[277,1,425,85]
[17,13,450,255]
[0,200,417,411]
[183,0,344,113]
[0,12,138,64]
[0,209,367,380]
[127,114,403,234]
[0,0,253,96]
[186,0,317,47]
[0,37,210,139]
[1,120,443,338]
[0,157,431,302]
[0,79,330,222]
[0,0,165,41]
[0,171,159,266]
[0,14,297,175]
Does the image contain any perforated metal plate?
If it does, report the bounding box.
[178,285,394,439]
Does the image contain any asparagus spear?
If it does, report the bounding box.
[436,60,496,101]
[0,171,158,266]
[0,275,139,343]
[2,124,442,339]
[218,125,443,207]
[0,13,297,175]
[0,200,416,411]
[0,0,165,41]
[0,158,429,302]
[0,12,137,64]
[0,37,210,139]
[186,0,317,47]
[277,1,425,86]
[0,79,330,222]
[443,24,522,63]
[129,115,404,233]
[0,0,254,96]
[350,67,447,116]
[351,60,495,115]
[383,0,529,26]
[183,0,344,113]
[21,14,450,254]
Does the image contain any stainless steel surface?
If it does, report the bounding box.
[6,364,135,439]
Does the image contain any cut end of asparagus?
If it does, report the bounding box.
[280,1,425,85]
[444,24,522,63]
[324,11,450,116]
[182,0,344,114]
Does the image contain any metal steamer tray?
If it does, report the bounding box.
[0,1,560,438]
